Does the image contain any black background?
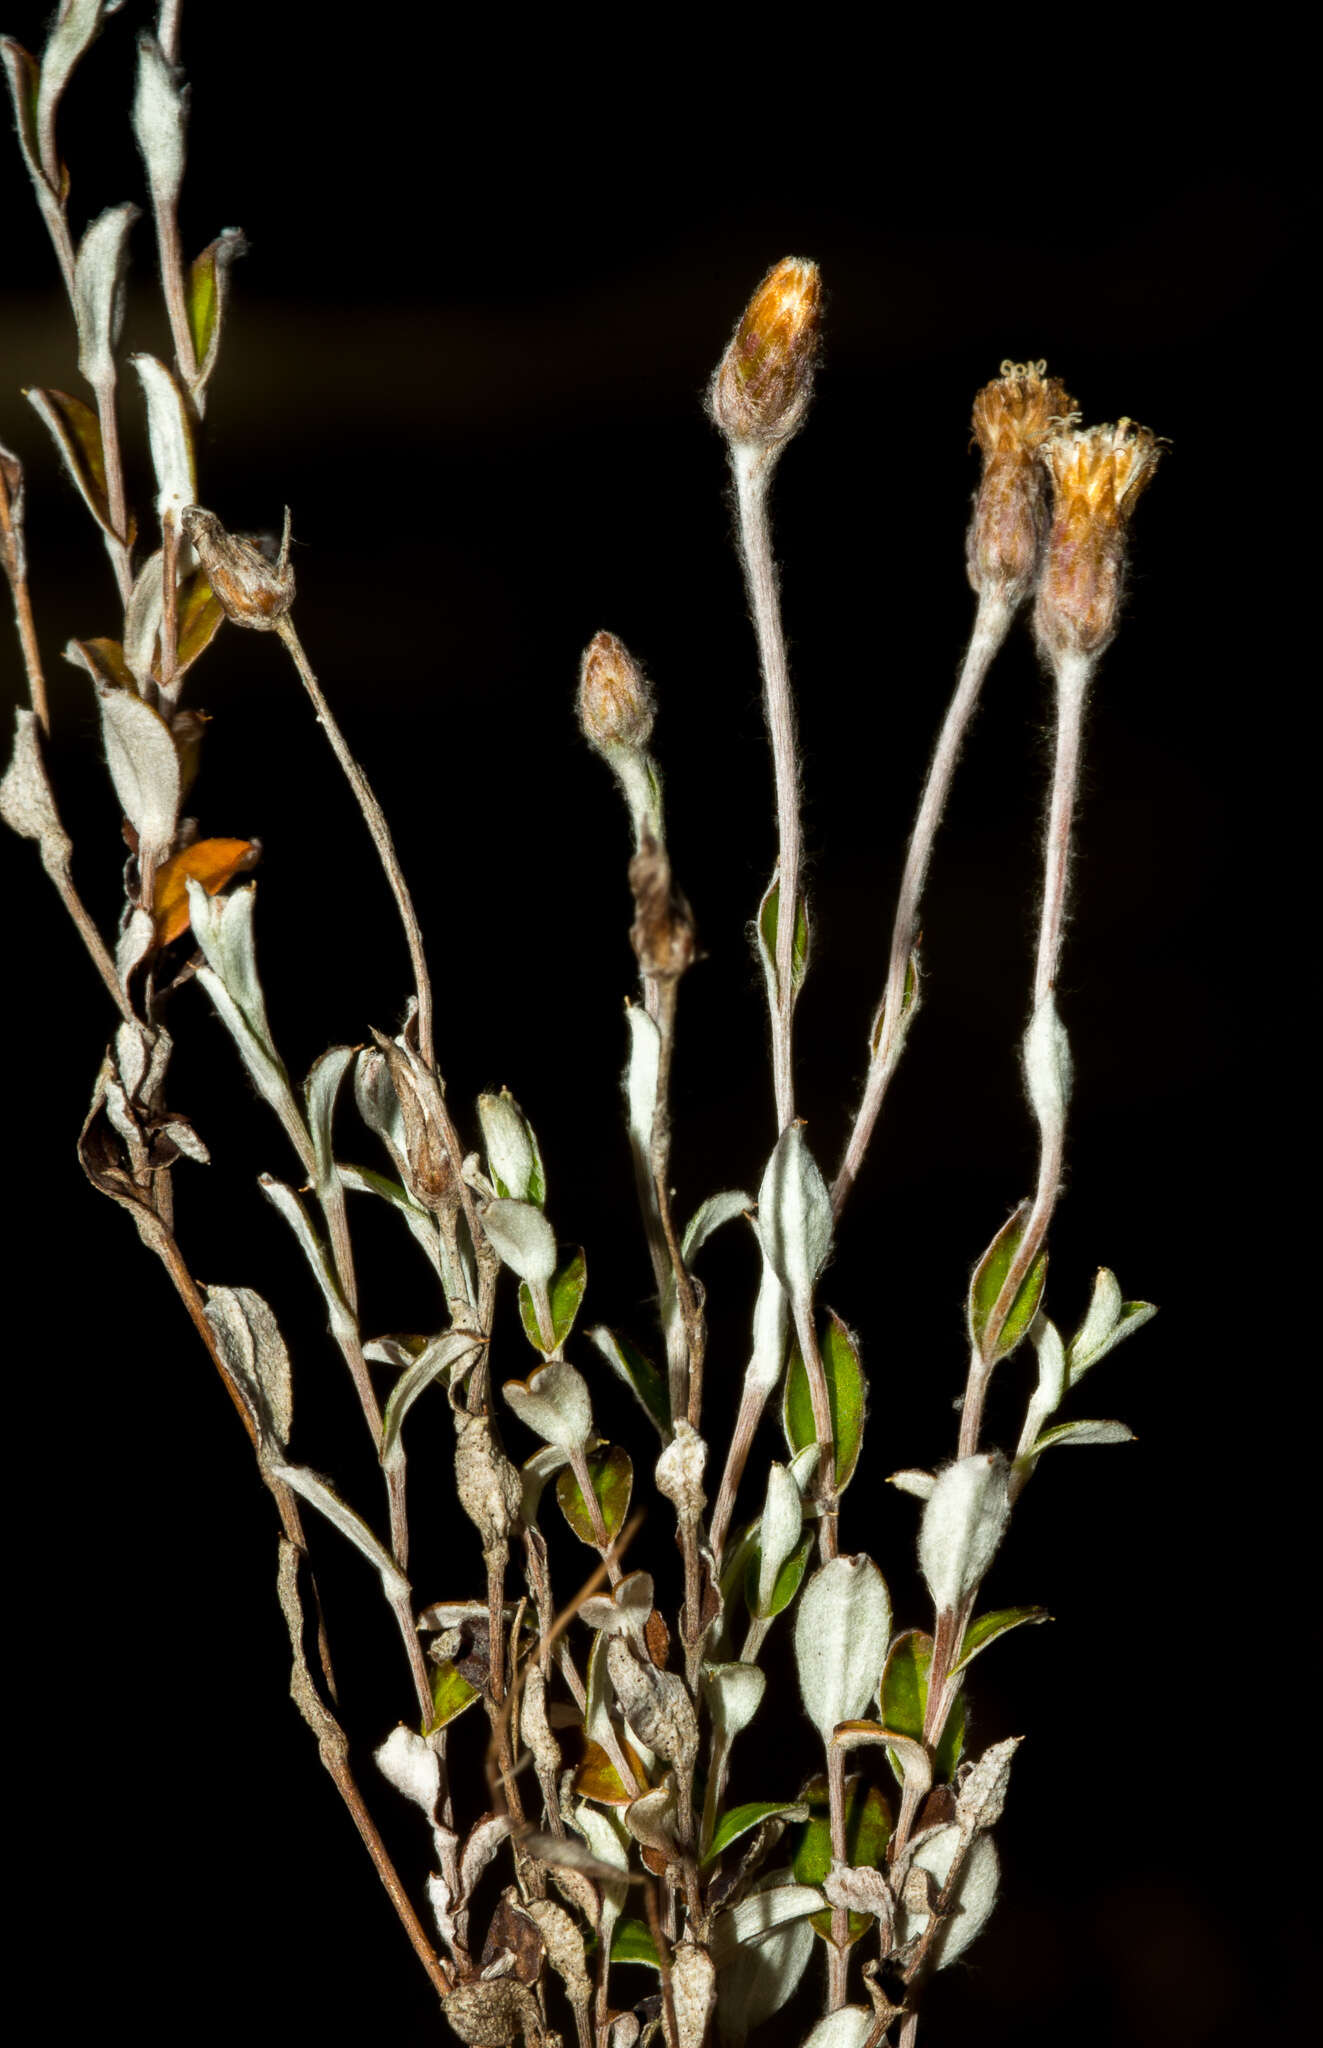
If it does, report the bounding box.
[1,7,1303,2042]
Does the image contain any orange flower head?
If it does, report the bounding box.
[708,257,822,450]
[1034,420,1164,659]
[967,360,1077,605]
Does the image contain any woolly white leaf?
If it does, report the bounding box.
[502,1359,592,1453]
[481,1198,557,1286]
[121,549,165,691]
[1,709,70,858]
[73,202,138,388]
[579,1569,654,1641]
[1068,1269,1157,1385]
[305,1046,355,1208]
[94,677,180,847]
[681,1189,753,1264]
[625,1003,660,1157]
[1023,992,1071,1135]
[794,1554,892,1745]
[897,1825,1000,1970]
[888,1468,936,1500]
[671,1942,717,2048]
[132,353,195,536]
[273,1462,410,1603]
[203,1283,292,1454]
[702,1661,766,1743]
[1016,1314,1067,1461]
[572,1803,629,1954]
[955,1735,1021,1839]
[745,1240,790,1399]
[756,1462,803,1616]
[131,33,186,211]
[715,1905,815,2045]
[799,2006,878,2048]
[260,1177,357,1351]
[918,1454,1011,1613]
[375,1724,441,1814]
[459,1814,514,1904]
[756,1124,832,1308]
[382,1328,486,1468]
[34,0,105,181]
[1029,1419,1135,1454]
[711,1882,826,1959]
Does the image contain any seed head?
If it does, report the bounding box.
[967,360,1077,606]
[1034,420,1163,660]
[180,504,294,630]
[578,630,655,752]
[708,257,821,451]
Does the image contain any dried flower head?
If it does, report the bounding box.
[966,360,1077,606]
[578,630,655,752]
[180,503,294,630]
[708,257,821,451]
[1034,420,1163,659]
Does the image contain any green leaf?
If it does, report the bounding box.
[588,1326,669,1436]
[426,1658,480,1732]
[782,1311,866,1490]
[555,1444,633,1547]
[968,1202,1048,1363]
[610,1918,661,1969]
[702,1800,809,1868]
[747,1531,814,1622]
[26,387,115,533]
[519,1247,586,1353]
[173,569,225,679]
[952,1606,1050,1677]
[758,875,810,999]
[184,228,246,390]
[791,1774,893,1945]
[879,1630,965,1785]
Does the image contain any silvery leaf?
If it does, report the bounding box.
[33,0,106,185]
[745,1240,790,1400]
[305,1045,356,1208]
[502,1360,592,1453]
[799,2007,878,2048]
[1028,1419,1135,1454]
[1023,992,1071,1134]
[896,1825,1000,1971]
[481,1198,557,1287]
[1016,1314,1067,1462]
[755,1462,803,1618]
[680,1189,753,1264]
[1068,1268,1157,1385]
[375,1723,441,1814]
[625,1002,660,1157]
[132,353,196,540]
[73,202,138,388]
[476,1088,544,1204]
[918,1453,1011,1614]
[122,549,166,691]
[131,32,186,214]
[271,1461,410,1603]
[260,1176,357,1351]
[793,1554,892,1746]
[1,709,71,862]
[888,1469,936,1500]
[702,1662,766,1743]
[203,1282,292,1456]
[715,1903,814,2045]
[756,1124,832,1309]
[93,675,180,848]
[381,1328,486,1469]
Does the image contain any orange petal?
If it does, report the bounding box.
[151,836,259,946]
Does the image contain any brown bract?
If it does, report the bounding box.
[180,503,294,630]
[708,257,821,450]
[967,361,1077,605]
[578,629,655,751]
[1034,420,1163,659]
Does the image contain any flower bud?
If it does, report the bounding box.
[578,630,655,751]
[1033,420,1163,660]
[708,257,821,450]
[966,360,1076,606]
[180,503,294,630]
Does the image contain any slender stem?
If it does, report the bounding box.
[0,472,48,730]
[319,1740,454,1999]
[89,370,133,607]
[832,591,1011,1220]
[792,1297,838,1561]
[649,976,705,1430]
[158,511,180,692]
[958,649,1091,1453]
[154,175,199,402]
[733,442,801,1134]
[826,1741,850,2009]
[275,617,437,1070]
[43,846,138,1024]
[157,0,184,64]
